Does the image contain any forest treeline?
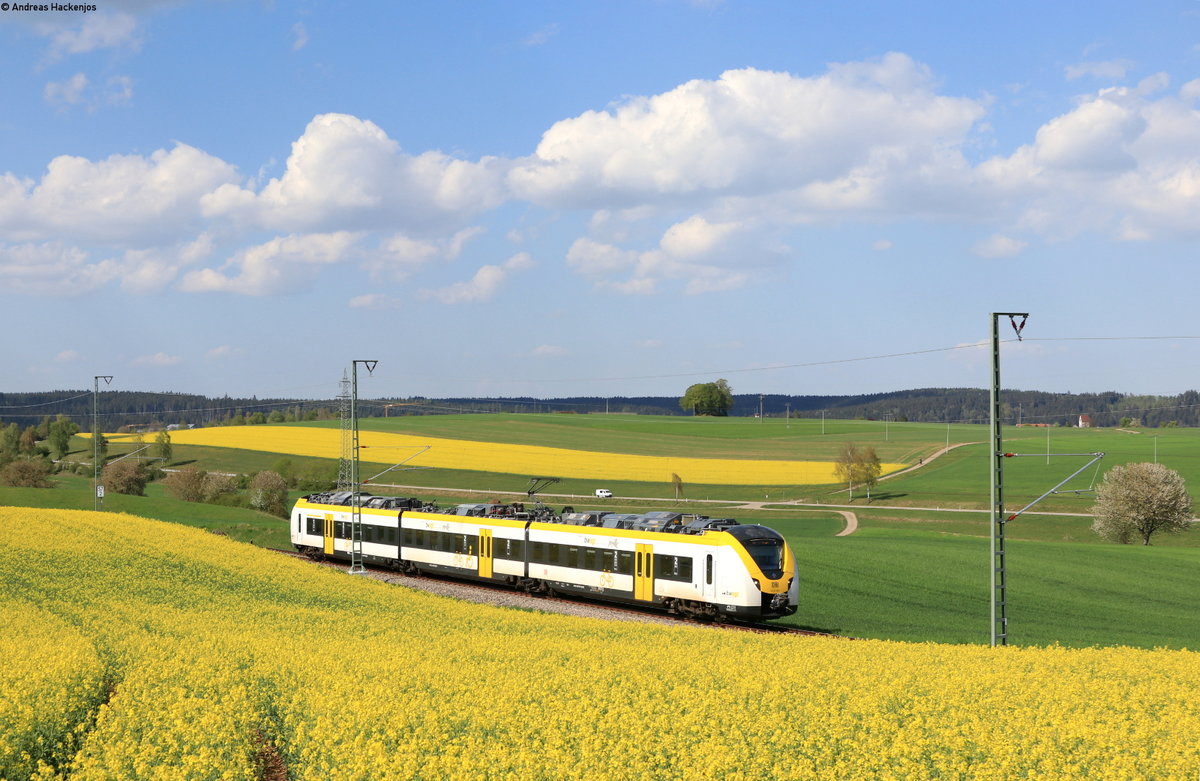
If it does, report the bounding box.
[3,387,1200,429]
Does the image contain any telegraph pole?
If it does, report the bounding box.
[348,360,377,575]
[93,375,112,511]
[991,312,1027,647]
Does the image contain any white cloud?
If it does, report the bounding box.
[206,345,245,360]
[201,113,510,233]
[55,350,79,363]
[522,23,559,47]
[531,344,568,357]
[1065,59,1133,81]
[0,242,118,294]
[420,252,534,304]
[659,215,739,258]
[0,143,238,246]
[509,54,985,213]
[45,11,140,59]
[44,73,89,106]
[106,75,134,106]
[364,226,485,281]
[179,231,362,295]
[131,352,181,367]
[971,234,1028,258]
[291,22,309,51]
[978,80,1200,239]
[349,293,403,310]
[872,239,894,251]
[566,214,755,295]
[116,233,214,293]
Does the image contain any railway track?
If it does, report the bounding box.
[269,547,849,639]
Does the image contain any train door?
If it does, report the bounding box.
[323,513,334,556]
[634,543,654,601]
[478,529,493,578]
[703,551,717,601]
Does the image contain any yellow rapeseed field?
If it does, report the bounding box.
[3,506,1200,779]
[121,425,904,485]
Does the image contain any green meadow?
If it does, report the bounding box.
[6,413,1198,649]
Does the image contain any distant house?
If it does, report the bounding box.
[1078,414,1093,428]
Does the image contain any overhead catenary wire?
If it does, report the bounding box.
[3,334,1199,423]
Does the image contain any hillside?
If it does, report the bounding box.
[5,387,1200,430]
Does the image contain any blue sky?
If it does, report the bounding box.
[3,0,1200,401]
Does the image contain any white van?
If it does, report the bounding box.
[594,488,613,498]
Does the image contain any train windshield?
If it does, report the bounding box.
[727,525,785,579]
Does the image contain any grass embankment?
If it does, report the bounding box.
[3,507,1199,779]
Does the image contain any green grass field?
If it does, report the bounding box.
[5,414,1198,649]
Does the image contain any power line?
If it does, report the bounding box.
[0,392,93,409]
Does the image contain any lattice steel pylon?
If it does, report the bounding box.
[336,370,353,493]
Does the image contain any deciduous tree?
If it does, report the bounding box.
[47,415,79,460]
[679,379,734,416]
[155,430,173,466]
[1091,462,1193,545]
[834,443,883,501]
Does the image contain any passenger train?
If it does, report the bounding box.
[291,492,798,622]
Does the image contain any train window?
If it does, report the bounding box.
[583,548,598,571]
[652,554,693,583]
[566,547,579,568]
[706,554,713,585]
[532,542,545,563]
[306,517,322,535]
[617,551,633,576]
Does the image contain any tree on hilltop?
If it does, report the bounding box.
[680,379,734,416]
[1091,462,1193,545]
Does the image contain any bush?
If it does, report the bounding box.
[202,472,238,503]
[102,460,149,496]
[1,457,53,488]
[163,467,208,502]
[249,471,289,517]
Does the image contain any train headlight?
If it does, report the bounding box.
[752,578,761,591]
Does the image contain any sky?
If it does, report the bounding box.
[3,0,1200,402]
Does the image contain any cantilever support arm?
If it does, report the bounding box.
[362,445,431,484]
[1001,452,1104,522]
